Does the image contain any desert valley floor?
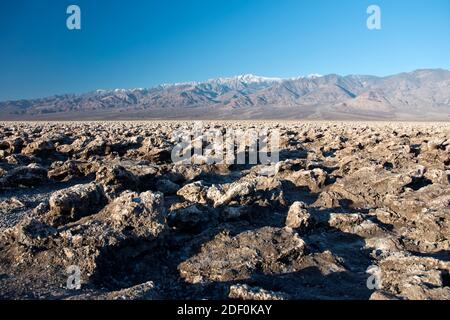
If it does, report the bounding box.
[0,121,449,300]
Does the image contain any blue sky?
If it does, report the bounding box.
[0,0,449,100]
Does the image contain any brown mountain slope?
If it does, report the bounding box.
[1,69,449,120]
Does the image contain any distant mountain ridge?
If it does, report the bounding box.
[1,69,449,120]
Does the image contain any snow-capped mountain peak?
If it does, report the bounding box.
[1,69,449,121]
[158,73,324,88]
[306,73,323,79]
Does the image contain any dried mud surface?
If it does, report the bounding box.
[0,121,449,300]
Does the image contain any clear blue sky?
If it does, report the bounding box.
[0,0,449,101]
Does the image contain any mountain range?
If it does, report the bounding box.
[1,69,450,120]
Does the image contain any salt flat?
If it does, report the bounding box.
[0,121,449,300]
